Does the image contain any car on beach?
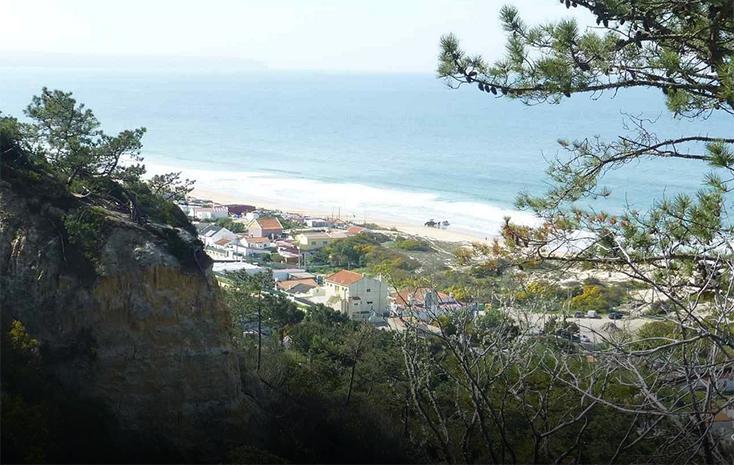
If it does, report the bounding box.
[574,311,584,318]
[608,312,623,320]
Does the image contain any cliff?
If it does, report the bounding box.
[0,147,244,461]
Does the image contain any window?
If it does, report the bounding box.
[366,301,373,305]
[366,288,371,292]
[354,302,358,306]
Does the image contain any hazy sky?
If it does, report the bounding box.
[2,0,594,73]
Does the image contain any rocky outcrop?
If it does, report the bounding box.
[0,157,243,460]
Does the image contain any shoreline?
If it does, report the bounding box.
[192,186,496,244]
[142,161,540,245]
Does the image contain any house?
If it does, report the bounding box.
[200,226,237,247]
[248,217,283,238]
[304,218,329,228]
[240,236,274,249]
[346,225,366,236]
[196,222,220,236]
[276,248,301,265]
[275,240,300,259]
[391,287,462,321]
[191,205,229,220]
[209,238,238,259]
[271,268,308,282]
[276,278,319,295]
[244,211,260,222]
[324,270,388,321]
[294,231,348,251]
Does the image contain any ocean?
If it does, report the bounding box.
[1,68,730,236]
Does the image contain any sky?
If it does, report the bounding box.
[1,0,594,73]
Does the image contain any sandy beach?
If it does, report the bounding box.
[192,186,493,244]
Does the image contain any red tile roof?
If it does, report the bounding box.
[255,217,283,230]
[214,238,232,246]
[394,288,455,307]
[346,226,366,235]
[326,270,364,286]
[277,278,318,291]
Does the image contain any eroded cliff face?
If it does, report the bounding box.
[0,165,243,459]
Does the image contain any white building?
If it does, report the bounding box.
[323,270,388,321]
[271,268,308,282]
[240,236,274,250]
[200,226,237,247]
[182,204,229,220]
[212,261,267,276]
[193,205,229,220]
[294,231,348,251]
[304,218,329,228]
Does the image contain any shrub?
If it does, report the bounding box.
[216,217,246,233]
[394,238,432,252]
[515,280,564,302]
[63,207,107,262]
[568,283,627,312]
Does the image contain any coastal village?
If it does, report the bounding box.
[179,197,734,434]
[180,197,462,331]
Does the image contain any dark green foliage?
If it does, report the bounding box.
[4,89,196,234]
[262,293,305,344]
[126,179,194,232]
[158,227,202,270]
[147,171,195,203]
[62,207,107,263]
[233,303,418,464]
[440,1,732,115]
[22,88,147,187]
[394,237,433,252]
[2,91,205,283]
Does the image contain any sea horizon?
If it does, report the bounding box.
[2,67,730,237]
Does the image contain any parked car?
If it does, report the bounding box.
[586,310,600,319]
[574,311,584,318]
[608,312,623,320]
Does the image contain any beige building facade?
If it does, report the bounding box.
[324,270,388,321]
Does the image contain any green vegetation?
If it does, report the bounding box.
[3,1,733,462]
[273,214,303,230]
[1,89,201,274]
[568,282,624,312]
[438,1,734,463]
[393,237,432,252]
[313,232,420,272]
[62,206,108,263]
[221,287,675,464]
[215,216,246,233]
[6,88,195,230]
